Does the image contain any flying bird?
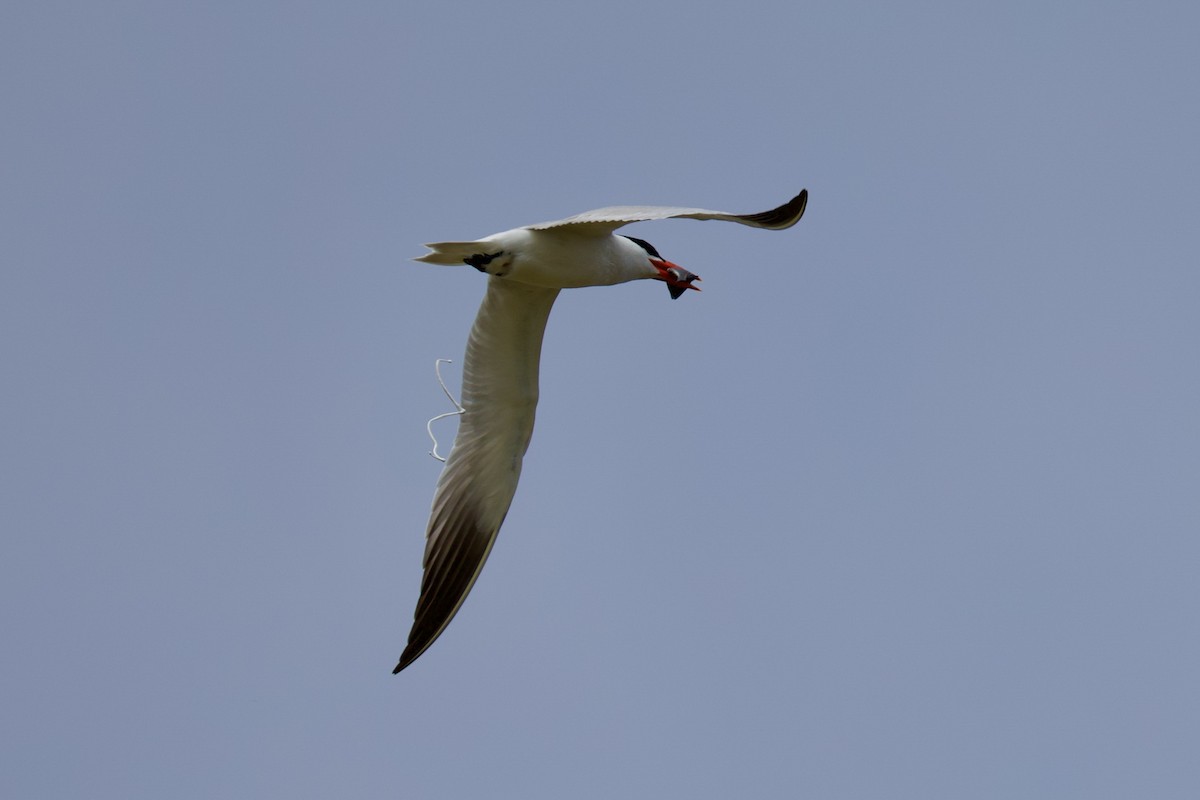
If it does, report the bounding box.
[394,189,808,673]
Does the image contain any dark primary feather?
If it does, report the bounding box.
[729,189,807,228]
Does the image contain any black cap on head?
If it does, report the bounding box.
[621,235,662,259]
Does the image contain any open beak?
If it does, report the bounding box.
[650,258,702,300]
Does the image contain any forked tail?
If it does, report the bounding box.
[414,241,491,266]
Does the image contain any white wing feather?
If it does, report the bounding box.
[394,278,560,672]
[527,189,807,233]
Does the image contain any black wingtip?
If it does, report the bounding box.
[392,642,422,674]
[739,188,808,229]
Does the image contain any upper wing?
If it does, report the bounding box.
[394,278,561,673]
[526,189,807,234]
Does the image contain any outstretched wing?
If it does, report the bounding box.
[527,189,807,234]
[394,278,561,673]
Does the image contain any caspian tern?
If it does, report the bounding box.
[394,189,808,673]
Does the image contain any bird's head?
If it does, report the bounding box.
[622,235,702,299]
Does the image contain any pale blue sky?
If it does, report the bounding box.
[3,2,1199,798]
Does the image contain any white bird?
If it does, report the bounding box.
[394,189,808,673]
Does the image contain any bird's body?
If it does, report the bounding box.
[418,228,661,289]
[395,189,808,673]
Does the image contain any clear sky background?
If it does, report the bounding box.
[3,2,1198,798]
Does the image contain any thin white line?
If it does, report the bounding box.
[426,358,463,463]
